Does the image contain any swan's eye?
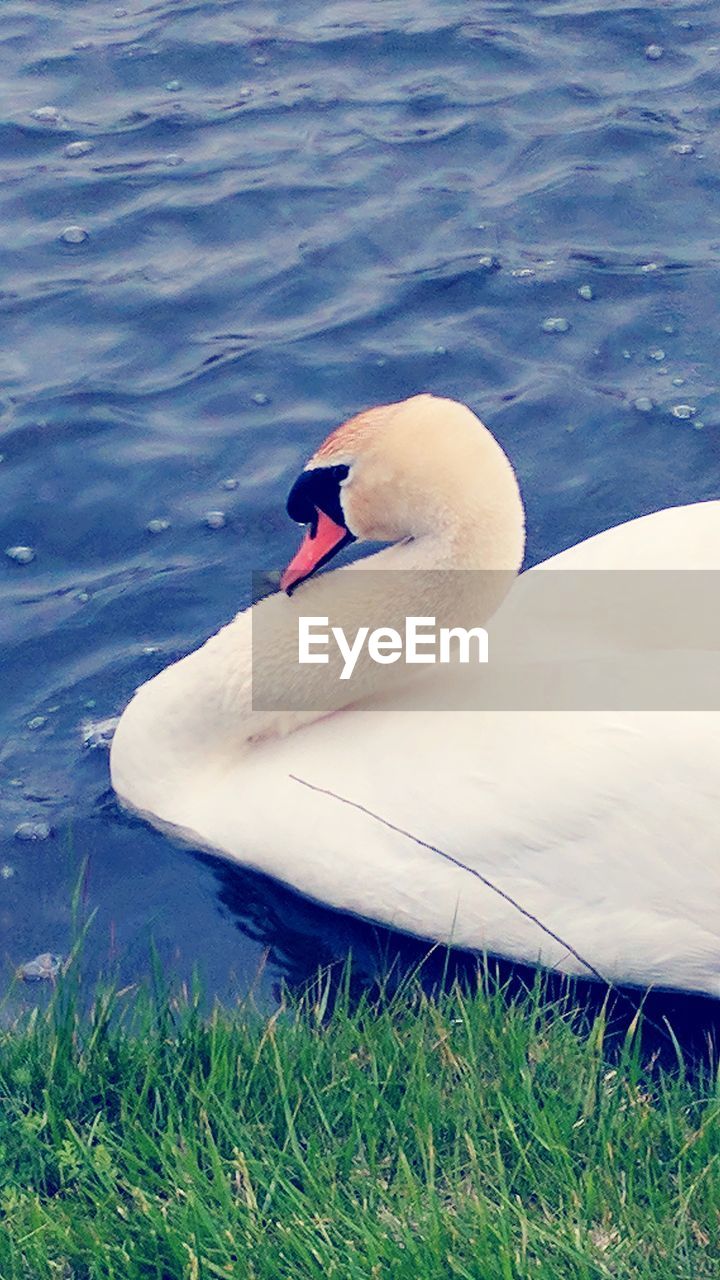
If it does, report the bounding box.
[286,464,350,529]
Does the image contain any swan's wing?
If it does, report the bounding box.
[168,705,720,998]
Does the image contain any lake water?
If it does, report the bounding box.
[2,0,720,1014]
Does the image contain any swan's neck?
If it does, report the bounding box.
[112,433,525,806]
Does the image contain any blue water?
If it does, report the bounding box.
[2,0,720,1010]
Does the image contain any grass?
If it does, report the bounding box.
[0,961,719,1280]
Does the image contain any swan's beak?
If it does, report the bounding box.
[280,509,354,595]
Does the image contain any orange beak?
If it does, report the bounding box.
[280,509,353,594]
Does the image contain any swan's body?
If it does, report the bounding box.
[111,395,720,997]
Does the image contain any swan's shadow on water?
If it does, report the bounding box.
[198,848,720,1074]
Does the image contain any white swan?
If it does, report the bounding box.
[111,394,720,997]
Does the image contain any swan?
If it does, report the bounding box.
[110,394,720,997]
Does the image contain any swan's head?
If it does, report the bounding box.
[280,393,524,593]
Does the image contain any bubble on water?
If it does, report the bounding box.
[662,323,676,334]
[19,953,63,982]
[14,821,53,843]
[5,545,35,565]
[32,106,61,123]
[541,317,570,333]
[0,454,4,463]
[27,716,47,732]
[164,153,183,166]
[577,284,594,300]
[221,477,239,491]
[147,517,170,534]
[671,377,685,386]
[0,864,14,880]
[434,345,447,355]
[114,7,128,16]
[477,255,498,270]
[253,55,268,65]
[671,403,697,419]
[204,510,227,530]
[649,348,665,361]
[639,262,660,273]
[165,80,182,92]
[622,350,632,360]
[60,225,89,245]
[670,143,695,156]
[645,44,664,60]
[251,392,270,405]
[655,368,669,376]
[512,268,535,278]
[64,140,94,158]
[73,39,92,51]
[633,397,654,413]
[82,717,118,751]
[76,590,90,603]
[142,644,160,655]
[693,420,705,431]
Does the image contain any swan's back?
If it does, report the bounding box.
[539,500,720,570]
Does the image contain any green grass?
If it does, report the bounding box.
[0,964,719,1280]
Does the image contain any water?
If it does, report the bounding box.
[2,1,720,1013]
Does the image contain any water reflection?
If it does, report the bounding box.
[204,848,720,1071]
